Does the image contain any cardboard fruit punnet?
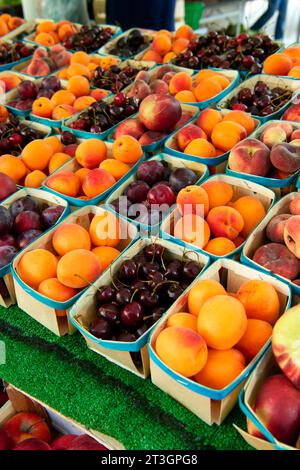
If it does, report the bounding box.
[0,383,124,450]
[12,205,138,336]
[148,258,291,425]
[236,347,299,451]
[160,173,276,262]
[68,236,209,379]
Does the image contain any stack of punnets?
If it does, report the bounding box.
[0,18,299,450]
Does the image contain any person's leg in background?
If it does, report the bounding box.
[275,0,288,39]
[251,0,280,31]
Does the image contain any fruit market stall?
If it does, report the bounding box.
[0,16,299,452]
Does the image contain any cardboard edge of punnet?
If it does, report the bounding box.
[68,236,210,379]
[11,205,138,336]
[241,191,300,296]
[236,347,298,451]
[148,258,291,425]
[160,173,276,262]
[0,384,125,450]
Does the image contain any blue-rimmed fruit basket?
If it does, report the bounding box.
[160,173,276,262]
[148,258,291,425]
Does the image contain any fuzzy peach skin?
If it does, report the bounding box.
[282,103,300,122]
[284,215,300,259]
[272,305,300,390]
[270,142,300,173]
[206,206,244,240]
[290,194,300,215]
[113,119,146,140]
[228,138,271,176]
[266,214,291,243]
[262,125,287,149]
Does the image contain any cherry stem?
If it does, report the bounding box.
[152,280,178,295]
[130,288,139,303]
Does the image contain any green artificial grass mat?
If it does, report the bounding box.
[0,305,251,450]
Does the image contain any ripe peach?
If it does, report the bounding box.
[262,125,287,148]
[207,206,244,240]
[155,326,208,377]
[282,103,300,122]
[284,215,300,258]
[149,79,169,95]
[266,214,291,243]
[46,170,81,197]
[291,129,300,141]
[253,242,300,280]
[82,168,116,198]
[290,194,300,215]
[176,185,209,217]
[113,119,146,140]
[177,124,207,151]
[228,138,271,177]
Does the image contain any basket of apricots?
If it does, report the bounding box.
[160,174,275,261]
[264,43,300,78]
[56,50,121,82]
[242,192,300,296]
[68,236,209,378]
[27,74,110,127]
[137,24,196,64]
[148,257,291,424]
[44,135,144,207]
[0,133,81,190]
[167,68,239,109]
[12,206,137,336]
[0,13,26,40]
[165,108,259,170]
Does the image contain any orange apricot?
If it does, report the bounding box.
[184,138,216,158]
[38,278,77,302]
[172,38,189,54]
[197,295,247,350]
[21,140,53,171]
[204,237,236,256]
[112,135,143,163]
[46,170,81,197]
[70,51,90,66]
[92,246,121,273]
[232,196,266,238]
[89,211,120,247]
[194,77,222,102]
[196,108,223,138]
[0,155,27,183]
[57,249,101,289]
[24,170,47,188]
[155,326,208,377]
[236,280,280,325]
[73,96,96,112]
[223,110,255,135]
[48,152,72,174]
[75,139,107,169]
[175,24,193,40]
[169,72,193,95]
[82,168,116,198]
[99,159,130,180]
[52,223,91,256]
[167,312,198,332]
[17,249,58,289]
[152,33,172,56]
[236,319,272,361]
[32,97,54,118]
[188,279,226,316]
[201,180,233,208]
[211,120,247,152]
[264,53,293,75]
[67,75,90,97]
[51,90,76,107]
[173,213,211,249]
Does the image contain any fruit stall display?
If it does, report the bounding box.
[0,22,299,451]
[238,305,300,450]
[160,174,275,261]
[0,14,26,40]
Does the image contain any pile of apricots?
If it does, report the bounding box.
[264,44,300,77]
[174,108,257,157]
[172,179,267,256]
[45,135,143,200]
[155,277,279,389]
